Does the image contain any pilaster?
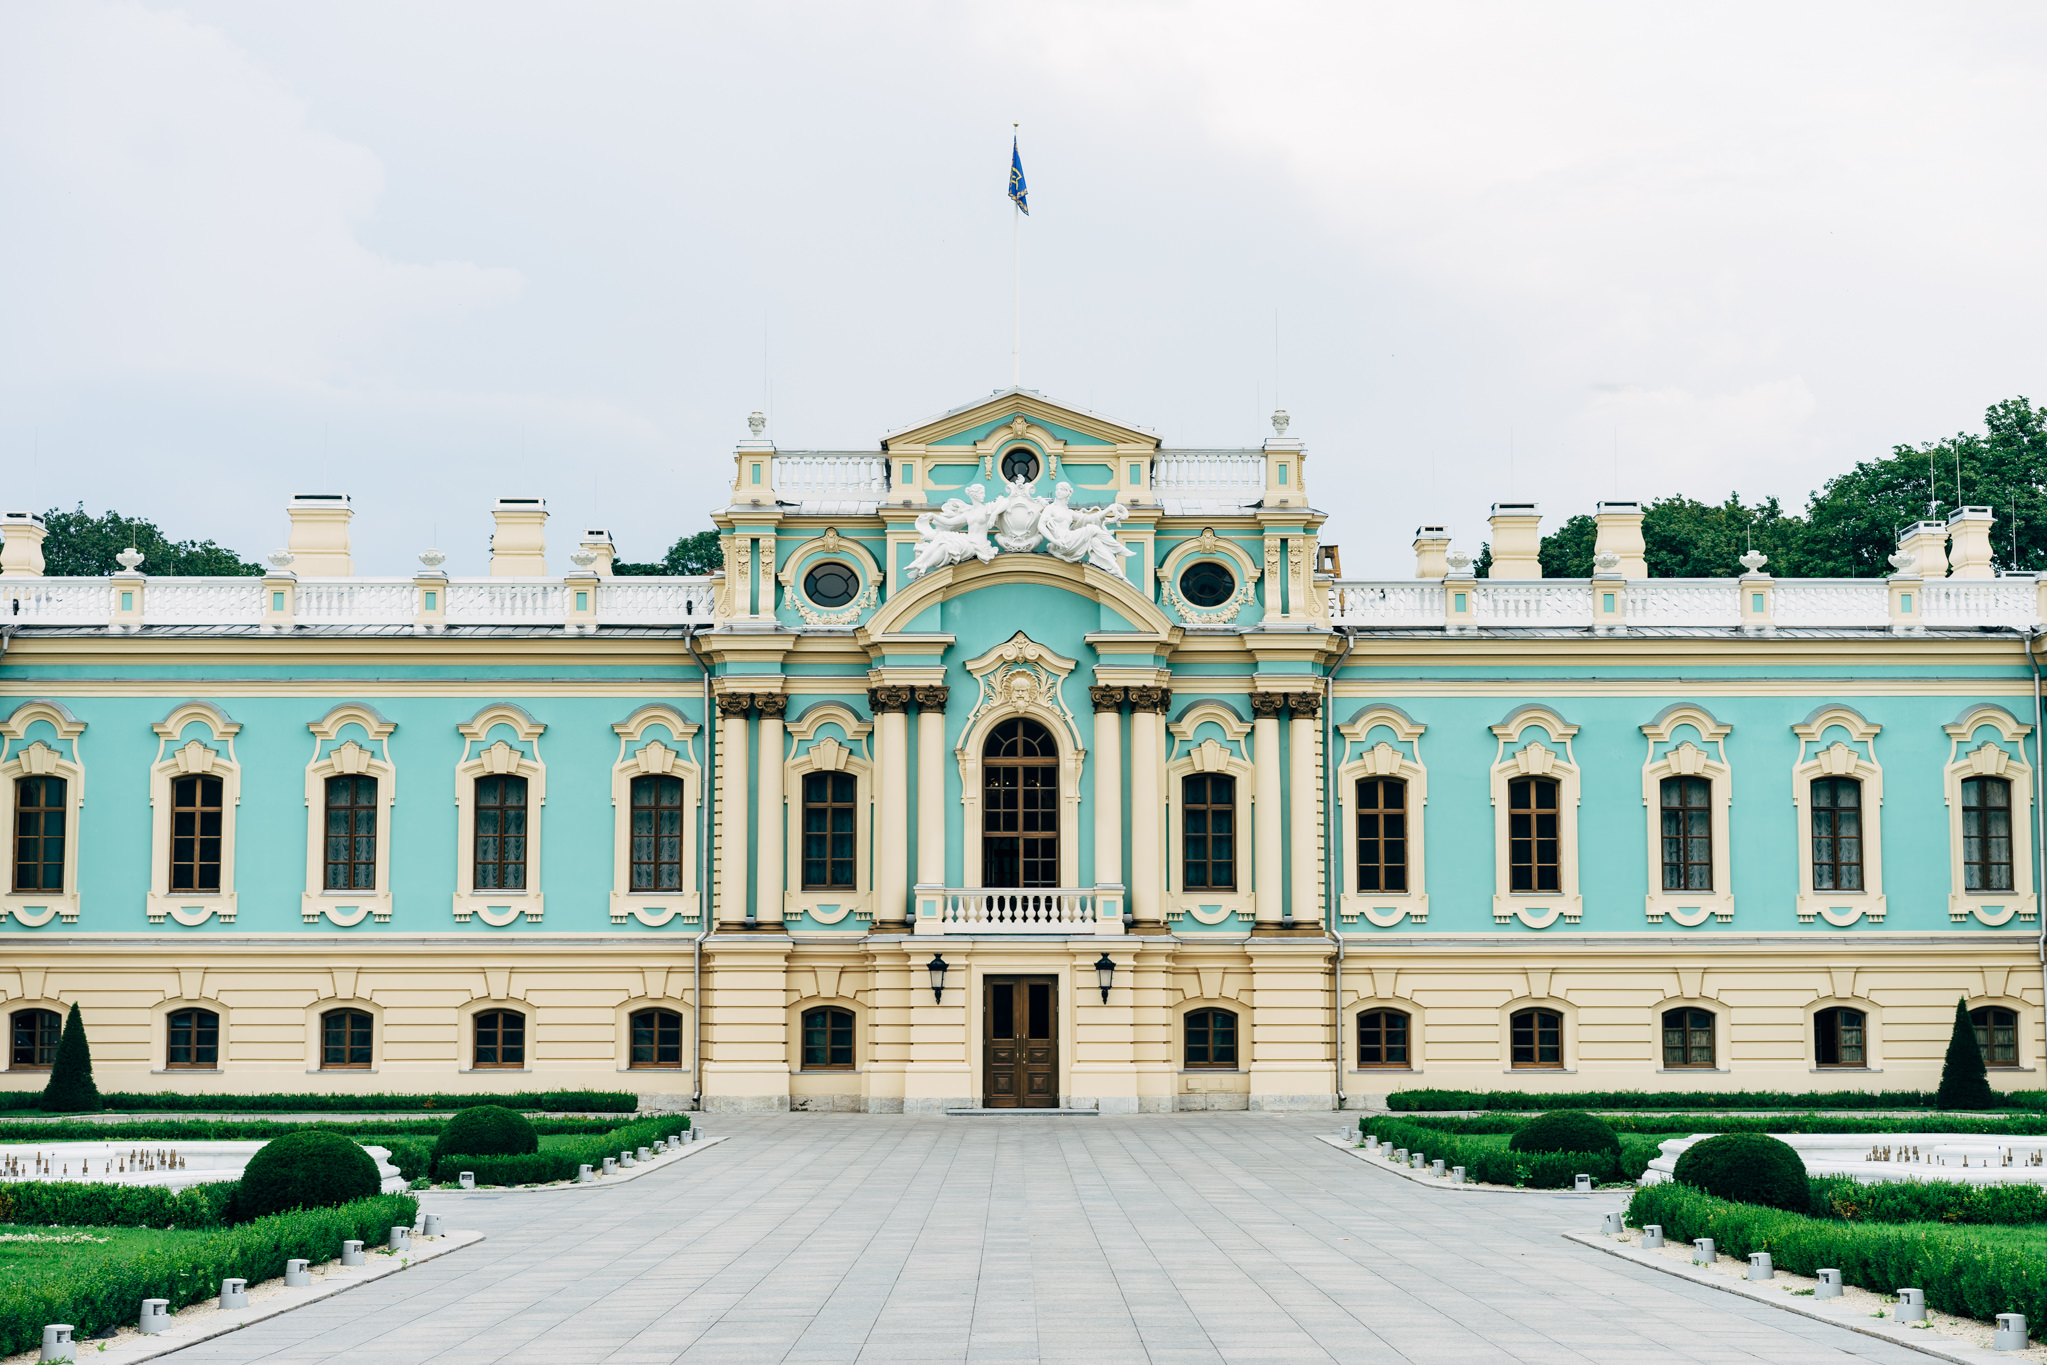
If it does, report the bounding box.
[871,686,912,930]
[756,692,787,926]
[1286,694,1322,927]
[716,691,753,926]
[699,933,794,1113]
[1250,691,1286,928]
[1127,686,1169,930]
[915,686,949,893]
[1091,687,1125,911]
[1244,937,1336,1111]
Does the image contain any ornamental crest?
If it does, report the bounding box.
[956,632,1085,763]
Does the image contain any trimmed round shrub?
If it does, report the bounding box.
[1671,1132,1810,1212]
[432,1104,539,1160]
[234,1130,381,1221]
[1507,1110,1620,1158]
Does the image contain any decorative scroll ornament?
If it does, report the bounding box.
[908,479,1132,579]
[1494,903,1580,929]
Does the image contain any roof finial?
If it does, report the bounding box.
[1271,408,1290,436]
[747,410,766,438]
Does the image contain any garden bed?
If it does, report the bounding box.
[0,1089,637,1115]
[1389,1087,2047,1113]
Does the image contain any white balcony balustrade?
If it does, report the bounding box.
[3,576,716,627]
[773,454,891,501]
[1327,576,2042,630]
[1152,452,1265,498]
[915,888,1123,935]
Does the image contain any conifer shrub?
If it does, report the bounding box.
[39,1004,101,1113]
[1937,996,1999,1111]
[1670,1132,1809,1212]
[1507,1110,1619,1158]
[431,1104,538,1161]
[231,1130,381,1221]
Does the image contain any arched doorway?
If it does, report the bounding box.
[983,717,1058,887]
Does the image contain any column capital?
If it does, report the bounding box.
[754,693,788,718]
[913,685,951,710]
[715,693,754,718]
[1249,691,1290,719]
[868,685,914,714]
[1127,686,1172,714]
[1089,685,1126,713]
[1287,693,1321,719]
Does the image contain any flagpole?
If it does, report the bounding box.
[1012,201,1020,389]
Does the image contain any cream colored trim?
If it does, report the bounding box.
[608,706,703,928]
[145,702,243,927]
[616,997,693,1074]
[1336,706,1428,927]
[1964,995,2033,1070]
[152,993,224,1073]
[1489,708,1581,927]
[1942,706,2038,925]
[452,704,546,926]
[1157,529,1261,626]
[301,704,398,926]
[782,703,874,924]
[1639,705,1735,926]
[1791,706,1885,925]
[304,998,383,1073]
[1498,994,1575,1072]
[862,551,1180,642]
[0,701,86,926]
[1350,997,1421,1071]
[0,997,63,1071]
[1164,711,1254,926]
[776,528,882,627]
[1806,994,1882,1070]
[956,633,1086,889]
[787,997,864,1072]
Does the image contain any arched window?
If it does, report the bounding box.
[1661,1007,1714,1069]
[1509,1007,1562,1069]
[473,775,528,890]
[1507,777,1560,893]
[320,1008,372,1069]
[983,718,1057,888]
[999,446,1040,482]
[9,1007,60,1070]
[1962,776,2014,892]
[166,1007,219,1069]
[1972,1005,2019,1068]
[1815,1006,1865,1067]
[170,774,224,892]
[1355,778,1407,892]
[1181,775,1235,890]
[473,1009,525,1069]
[802,772,858,890]
[1184,1007,1238,1069]
[629,774,685,892]
[324,775,379,890]
[1356,1008,1410,1068]
[801,1007,855,1070]
[1810,777,1862,890]
[13,776,67,893]
[1659,777,1712,891]
[629,1007,684,1069]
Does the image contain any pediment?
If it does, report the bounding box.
[882,387,1160,452]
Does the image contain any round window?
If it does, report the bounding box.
[1179,561,1236,608]
[999,446,1040,482]
[803,561,860,609]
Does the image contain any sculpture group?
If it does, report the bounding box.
[906,478,1133,580]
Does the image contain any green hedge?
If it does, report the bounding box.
[433,1114,691,1185]
[0,1192,418,1357]
[1387,1088,2041,1112]
[1361,1116,1656,1188]
[1380,1111,2047,1139]
[0,1179,238,1229]
[1626,1181,2047,1327]
[1810,1175,2047,1227]
[0,1116,639,1144]
[0,1089,636,1113]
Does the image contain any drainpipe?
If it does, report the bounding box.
[2024,629,2047,1033]
[1324,627,1357,1111]
[684,625,713,1113]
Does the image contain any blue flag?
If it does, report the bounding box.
[1009,137,1028,215]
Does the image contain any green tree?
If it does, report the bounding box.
[1935,996,1997,1111]
[1642,494,1808,577]
[1472,542,1492,577]
[40,506,261,577]
[614,530,721,576]
[40,1002,101,1113]
[1537,514,1596,577]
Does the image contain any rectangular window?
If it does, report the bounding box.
[473,775,528,890]
[324,776,378,891]
[1181,774,1236,891]
[630,775,685,891]
[169,774,224,893]
[1659,776,1712,892]
[1811,777,1863,891]
[1507,776,1560,893]
[1815,1007,1865,1067]
[1962,776,2014,892]
[13,775,67,893]
[802,771,858,890]
[1354,777,1407,893]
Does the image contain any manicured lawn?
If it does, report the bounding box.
[0,1223,212,1271]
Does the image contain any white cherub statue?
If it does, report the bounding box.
[1038,482,1132,575]
[905,485,1005,580]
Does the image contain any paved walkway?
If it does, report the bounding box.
[174,1111,1925,1364]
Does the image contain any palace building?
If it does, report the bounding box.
[1,388,2044,1111]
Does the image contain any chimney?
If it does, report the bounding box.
[490,498,549,577]
[1947,506,1995,579]
[1412,526,1451,579]
[1895,520,1949,580]
[1487,503,1542,578]
[1592,502,1647,577]
[0,512,47,577]
[580,530,617,577]
[285,494,353,576]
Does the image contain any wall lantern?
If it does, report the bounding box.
[1094,952,1116,1003]
[927,954,949,1004]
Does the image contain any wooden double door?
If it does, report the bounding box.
[983,976,1058,1107]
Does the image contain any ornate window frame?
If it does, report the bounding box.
[1791,705,1884,926]
[1489,706,1581,928]
[305,998,383,1073]
[615,991,693,1073]
[1639,704,1734,927]
[1352,1001,1419,1073]
[1156,528,1260,627]
[781,702,874,926]
[1648,995,1725,1072]
[1164,701,1255,925]
[1335,705,1428,928]
[301,703,398,927]
[453,704,546,926]
[1499,996,1575,1072]
[1942,704,2036,926]
[608,705,704,928]
[0,700,86,927]
[776,527,882,627]
[1808,996,1882,1070]
[146,702,242,927]
[955,632,1086,889]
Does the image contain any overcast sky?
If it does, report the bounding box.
[4,2,2046,576]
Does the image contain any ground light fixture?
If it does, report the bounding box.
[927,953,949,1004]
[1095,952,1116,1003]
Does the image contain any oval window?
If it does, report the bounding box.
[999,446,1040,482]
[804,562,860,608]
[1179,561,1236,608]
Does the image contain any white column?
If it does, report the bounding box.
[915,686,948,890]
[1288,696,1323,926]
[755,695,786,928]
[1252,693,1285,928]
[717,693,752,926]
[873,687,911,928]
[1091,688,1124,897]
[1128,687,1166,929]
